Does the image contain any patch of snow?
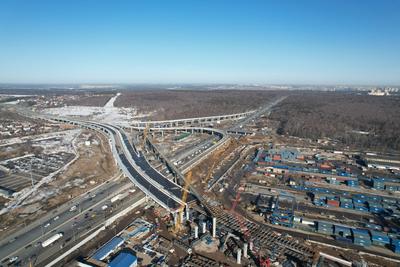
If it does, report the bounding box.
[43,104,149,126]
[103,93,120,108]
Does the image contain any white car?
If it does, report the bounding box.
[69,205,77,212]
[101,205,108,210]
[44,223,51,228]
[9,256,18,263]
[53,216,59,221]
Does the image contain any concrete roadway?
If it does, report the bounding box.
[171,136,218,162]
[33,192,144,267]
[152,137,218,176]
[229,96,287,132]
[0,178,137,266]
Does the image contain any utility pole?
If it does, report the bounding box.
[30,158,34,188]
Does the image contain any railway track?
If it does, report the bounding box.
[206,204,315,264]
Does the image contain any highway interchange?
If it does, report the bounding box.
[0,98,285,266]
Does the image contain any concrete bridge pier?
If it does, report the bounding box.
[186,205,190,221]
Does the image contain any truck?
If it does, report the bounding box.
[110,192,130,203]
[42,232,63,248]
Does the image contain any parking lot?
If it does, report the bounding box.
[0,152,75,192]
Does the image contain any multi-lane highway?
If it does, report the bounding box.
[52,120,187,212]
[229,96,287,132]
[2,103,282,266]
[0,178,141,266]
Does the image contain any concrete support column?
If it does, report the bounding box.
[212,217,217,238]
[173,213,178,226]
[202,222,207,234]
[186,206,190,221]
[194,226,199,239]
[243,243,248,258]
[180,211,184,224]
[237,249,242,265]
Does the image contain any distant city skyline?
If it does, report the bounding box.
[0,0,399,85]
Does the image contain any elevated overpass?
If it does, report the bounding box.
[131,110,255,128]
[32,115,187,214]
[121,125,230,175]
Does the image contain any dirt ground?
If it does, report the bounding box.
[0,129,118,236]
[45,130,118,209]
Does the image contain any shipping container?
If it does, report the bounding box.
[352,229,370,239]
[334,225,352,237]
[327,200,340,207]
[371,231,390,245]
[365,223,383,231]
[335,236,353,243]
[353,198,367,204]
[340,197,352,203]
[353,238,372,247]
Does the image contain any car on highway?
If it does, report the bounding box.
[44,222,51,228]
[53,216,60,221]
[9,256,19,263]
[101,205,108,210]
[69,205,77,212]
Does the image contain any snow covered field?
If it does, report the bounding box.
[43,93,148,126]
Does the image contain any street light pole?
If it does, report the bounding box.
[30,158,34,188]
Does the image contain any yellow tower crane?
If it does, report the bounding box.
[173,171,192,233]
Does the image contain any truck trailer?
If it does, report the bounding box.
[42,232,64,248]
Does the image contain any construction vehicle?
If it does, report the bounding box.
[173,171,192,233]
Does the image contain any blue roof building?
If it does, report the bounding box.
[92,237,124,261]
[108,251,137,267]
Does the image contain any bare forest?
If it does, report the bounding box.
[115,89,284,120]
[269,92,400,152]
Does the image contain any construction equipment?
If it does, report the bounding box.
[173,171,192,233]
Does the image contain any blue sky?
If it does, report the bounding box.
[0,0,399,85]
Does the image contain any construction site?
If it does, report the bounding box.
[1,90,400,267]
